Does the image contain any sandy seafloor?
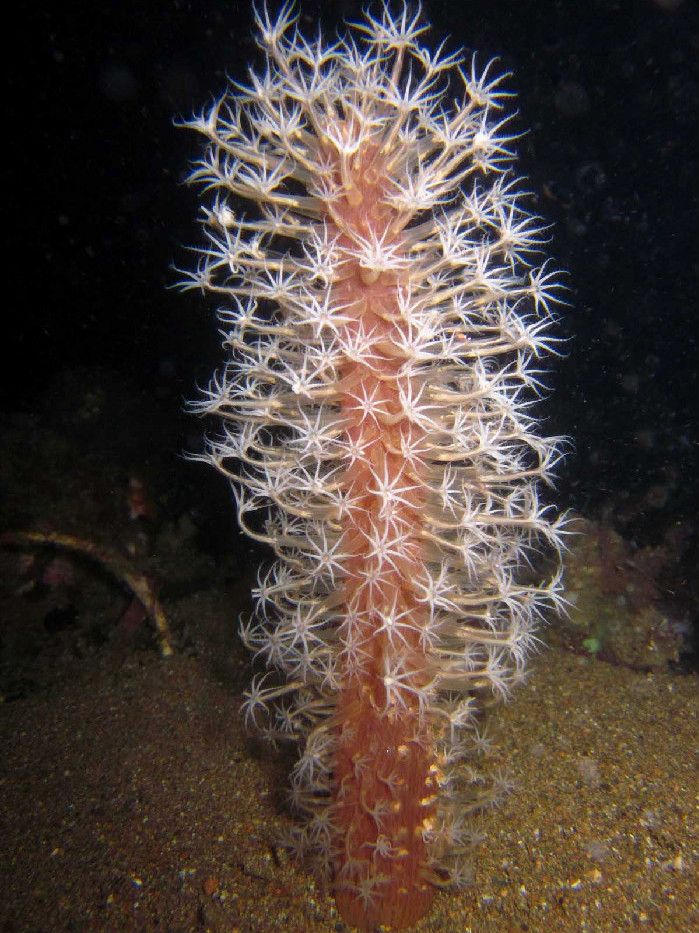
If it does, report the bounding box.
[1,583,696,933]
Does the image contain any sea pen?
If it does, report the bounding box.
[182,2,566,928]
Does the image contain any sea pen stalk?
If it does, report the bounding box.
[182,2,566,928]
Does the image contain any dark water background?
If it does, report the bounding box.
[6,0,698,550]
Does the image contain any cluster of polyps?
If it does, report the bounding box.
[183,2,566,929]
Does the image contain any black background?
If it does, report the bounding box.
[6,0,699,549]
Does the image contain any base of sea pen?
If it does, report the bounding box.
[332,684,437,931]
[336,886,434,932]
